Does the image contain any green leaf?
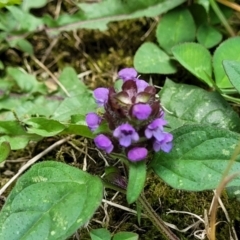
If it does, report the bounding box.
[0,142,10,163]
[0,135,33,150]
[52,94,96,121]
[151,125,240,191]
[0,0,21,8]
[172,42,212,86]
[197,0,210,12]
[24,117,65,137]
[47,0,186,33]
[0,161,103,240]
[156,7,196,54]
[6,6,43,31]
[62,124,93,138]
[189,3,208,27]
[59,67,89,96]
[0,120,26,135]
[113,232,139,240]
[223,60,240,94]
[133,42,177,74]
[21,0,48,12]
[196,24,222,49]
[90,228,111,240]
[16,38,34,55]
[213,37,240,88]
[7,67,47,94]
[127,161,146,204]
[159,79,240,132]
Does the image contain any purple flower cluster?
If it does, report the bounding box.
[85,68,173,162]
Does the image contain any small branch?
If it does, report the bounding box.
[209,0,235,37]
[139,193,180,240]
[216,0,240,12]
[31,56,70,97]
[0,136,72,196]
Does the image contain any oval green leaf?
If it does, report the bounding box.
[24,117,65,136]
[127,161,146,204]
[134,42,177,74]
[0,141,10,163]
[113,232,139,240]
[223,60,240,94]
[213,37,240,88]
[172,42,212,86]
[151,125,240,191]
[0,161,103,240]
[156,7,196,54]
[90,228,111,240]
[159,79,240,132]
[197,23,222,49]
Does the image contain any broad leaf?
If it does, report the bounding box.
[45,0,186,34]
[0,161,103,240]
[151,125,240,191]
[127,161,146,204]
[159,79,240,132]
[16,38,34,55]
[172,42,212,86]
[21,0,48,11]
[24,117,65,137]
[0,141,10,163]
[213,37,240,88]
[90,228,111,240]
[134,42,177,74]
[52,94,96,121]
[0,135,37,150]
[113,232,139,240]
[7,67,47,94]
[196,24,222,49]
[223,60,240,94]
[59,67,89,96]
[156,7,196,54]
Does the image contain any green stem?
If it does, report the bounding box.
[138,193,180,240]
[222,94,240,104]
[209,0,235,37]
[103,180,179,240]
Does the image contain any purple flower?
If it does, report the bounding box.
[127,147,148,162]
[145,118,167,141]
[93,88,109,106]
[136,79,149,92]
[113,123,139,147]
[86,112,101,131]
[153,132,173,153]
[94,134,114,153]
[132,103,152,120]
[118,68,137,81]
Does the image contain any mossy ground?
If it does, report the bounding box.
[0,2,240,239]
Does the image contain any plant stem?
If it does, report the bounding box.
[138,193,180,240]
[209,0,235,37]
[103,180,179,240]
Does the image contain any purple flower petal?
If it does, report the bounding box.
[93,88,109,106]
[145,118,167,140]
[118,68,137,81]
[113,123,139,147]
[153,132,173,153]
[127,147,148,162]
[86,112,101,131]
[136,79,149,92]
[94,134,113,153]
[132,103,152,120]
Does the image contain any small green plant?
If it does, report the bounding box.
[1,0,240,239]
